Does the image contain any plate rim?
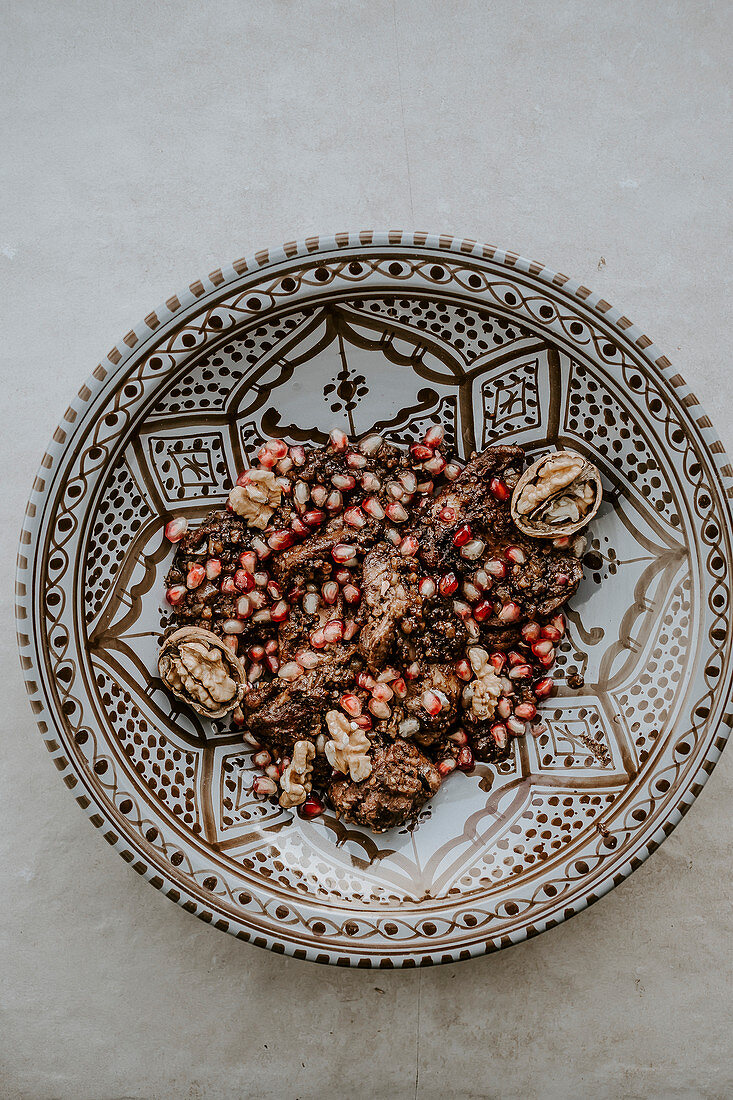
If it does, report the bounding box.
[16,229,733,967]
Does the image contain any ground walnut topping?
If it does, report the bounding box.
[166,641,237,710]
[228,469,282,528]
[324,710,373,782]
[279,739,315,809]
[464,647,510,721]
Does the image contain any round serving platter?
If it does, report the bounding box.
[16,231,733,966]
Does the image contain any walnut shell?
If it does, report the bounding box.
[158,627,246,718]
[510,450,602,538]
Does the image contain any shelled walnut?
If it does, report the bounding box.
[324,710,372,782]
[158,627,245,718]
[228,469,282,529]
[511,450,602,537]
[279,740,316,809]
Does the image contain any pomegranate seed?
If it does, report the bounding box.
[186,564,205,589]
[508,664,532,680]
[343,620,359,641]
[357,671,377,691]
[405,661,421,680]
[166,584,187,606]
[257,448,277,469]
[463,581,481,602]
[326,489,343,512]
[221,576,238,596]
[254,571,268,587]
[456,746,475,771]
[236,470,253,487]
[455,658,472,681]
[205,558,222,581]
[223,619,245,634]
[295,650,319,669]
[439,507,457,523]
[410,443,434,462]
[521,621,541,643]
[497,697,513,719]
[537,651,555,668]
[310,629,326,649]
[303,509,326,528]
[329,427,348,451]
[291,516,310,538]
[419,577,437,598]
[341,693,362,717]
[332,473,356,491]
[507,716,526,736]
[553,535,571,548]
[422,690,442,716]
[252,776,278,796]
[264,654,279,674]
[248,644,265,661]
[239,550,257,572]
[265,639,278,655]
[222,637,239,656]
[346,451,367,469]
[290,445,306,466]
[437,758,456,777]
[334,569,352,585]
[489,652,506,672]
[270,600,290,623]
[417,479,434,494]
[386,501,408,523]
[265,763,283,780]
[473,600,493,622]
[452,524,472,547]
[449,728,469,745]
[268,439,288,460]
[387,480,404,500]
[342,583,361,604]
[164,516,188,542]
[377,667,400,683]
[460,539,486,561]
[332,544,357,564]
[310,484,328,506]
[533,677,554,698]
[399,471,418,494]
[424,424,445,447]
[362,497,385,520]
[372,683,394,703]
[399,535,420,558]
[387,527,401,547]
[491,723,508,749]
[452,600,472,620]
[236,595,251,619]
[556,573,569,586]
[279,661,302,681]
[541,624,562,642]
[251,536,270,560]
[277,455,293,474]
[299,793,325,818]
[489,477,510,501]
[553,610,567,633]
[532,639,554,657]
[485,559,507,579]
[248,590,267,610]
[302,592,321,615]
[466,614,481,638]
[361,471,382,492]
[248,661,263,682]
[505,545,526,564]
[424,453,446,475]
[444,462,463,481]
[323,619,345,643]
[498,601,522,623]
[392,678,407,698]
[369,698,392,719]
[515,702,537,720]
[322,581,339,604]
[474,569,491,589]
[439,572,458,596]
[343,506,366,528]
[359,433,382,455]
[508,650,525,666]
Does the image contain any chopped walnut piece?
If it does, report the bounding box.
[279,739,316,808]
[463,647,511,721]
[228,469,282,529]
[324,709,372,782]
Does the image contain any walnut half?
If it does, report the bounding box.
[324,710,373,782]
[158,627,246,718]
[510,450,602,537]
[279,740,316,808]
[462,647,511,721]
[228,468,282,529]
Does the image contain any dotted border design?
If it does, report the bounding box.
[15,231,733,967]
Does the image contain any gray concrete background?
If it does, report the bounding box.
[1,2,731,1097]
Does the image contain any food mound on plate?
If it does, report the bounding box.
[160,425,600,832]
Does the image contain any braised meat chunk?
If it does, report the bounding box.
[328,740,442,832]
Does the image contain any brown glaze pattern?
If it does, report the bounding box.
[16,232,733,966]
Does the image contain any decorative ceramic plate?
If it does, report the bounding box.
[17,232,733,967]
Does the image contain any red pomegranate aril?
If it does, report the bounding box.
[505,545,526,565]
[236,595,251,619]
[405,661,421,680]
[270,600,290,623]
[496,696,513,719]
[291,516,310,538]
[387,480,404,500]
[452,524,472,547]
[410,443,434,462]
[233,569,254,592]
[222,619,245,634]
[423,423,445,447]
[299,793,325,818]
[346,451,367,469]
[222,637,239,656]
[369,698,392,720]
[491,723,508,749]
[251,536,270,560]
[343,506,367,528]
[295,649,319,669]
[334,569,351,585]
[456,746,475,771]
[290,444,306,466]
[533,677,554,698]
[164,516,188,543]
[252,776,278,797]
[485,559,507,579]
[419,577,437,598]
[322,580,339,604]
[205,558,222,581]
[508,664,532,680]
[508,650,525,666]
[455,658,472,681]
[278,661,302,681]
[326,490,343,512]
[220,576,238,596]
[362,496,385,520]
[303,509,326,528]
[489,652,507,672]
[361,471,382,492]
[422,690,442,716]
[341,693,362,717]
[473,599,493,622]
[556,573,569,587]
[489,477,510,501]
[357,671,376,691]
[248,590,267,610]
[439,572,458,596]
[452,600,472,620]
[474,569,491,590]
[186,564,205,589]
[302,592,320,616]
[532,639,554,657]
[515,702,537,720]
[343,620,359,641]
[417,479,435,495]
[463,581,481,602]
[253,749,273,769]
[541,624,562,643]
[257,448,277,469]
[553,535,570,548]
[166,584,187,606]
[294,480,310,507]
[444,462,462,481]
[449,728,469,745]
[310,484,328,506]
[372,682,394,703]
[392,678,407,699]
[359,432,382,456]
[248,662,263,683]
[268,439,288,460]
[438,758,457,777]
[332,543,357,564]
[386,501,408,523]
[551,613,566,635]
[265,763,283,780]
[264,638,278,655]
[253,609,272,624]
[323,619,345,643]
[332,473,356,491]
[342,583,361,604]
[439,506,457,523]
[521,621,541,643]
[239,550,257,572]
[399,535,420,558]
[329,427,348,452]
[264,654,279,674]
[310,629,326,649]
[506,716,526,736]
[277,455,293,474]
[460,539,486,561]
[498,601,522,623]
[248,644,265,661]
[537,651,555,668]
[399,471,418,494]
[424,453,446,475]
[254,571,268,587]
